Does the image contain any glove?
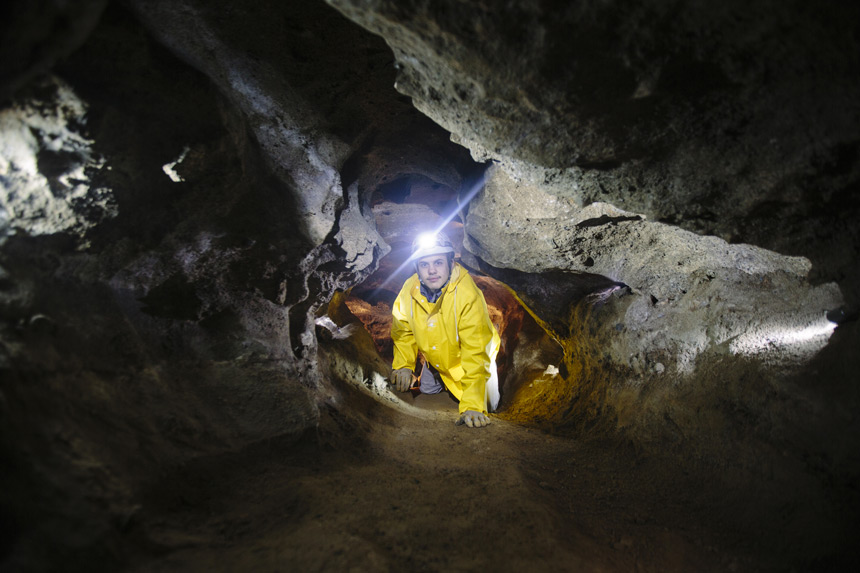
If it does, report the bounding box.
[456,410,490,428]
[390,368,413,392]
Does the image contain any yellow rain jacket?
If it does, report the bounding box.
[391,263,500,414]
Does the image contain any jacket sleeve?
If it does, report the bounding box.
[391,286,417,372]
[455,288,496,414]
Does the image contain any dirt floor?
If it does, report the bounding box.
[123,386,856,572]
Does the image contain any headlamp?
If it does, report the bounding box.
[416,232,440,250]
[410,230,455,261]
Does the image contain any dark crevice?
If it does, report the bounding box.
[576,214,643,228]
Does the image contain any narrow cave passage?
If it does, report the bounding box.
[341,234,566,415]
[2,0,859,571]
[325,166,603,424]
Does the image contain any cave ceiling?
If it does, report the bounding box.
[3,0,858,293]
[123,0,860,309]
[326,0,860,297]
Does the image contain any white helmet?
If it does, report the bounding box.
[410,231,455,261]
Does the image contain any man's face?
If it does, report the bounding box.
[416,255,451,291]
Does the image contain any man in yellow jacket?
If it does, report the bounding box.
[390,232,500,428]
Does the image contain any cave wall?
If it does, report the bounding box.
[470,167,853,455]
[0,27,318,572]
[0,2,471,568]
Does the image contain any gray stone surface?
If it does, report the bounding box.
[465,166,846,446]
[326,0,860,302]
[478,169,835,354]
[0,76,115,242]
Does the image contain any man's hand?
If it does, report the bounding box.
[390,368,413,392]
[456,410,490,428]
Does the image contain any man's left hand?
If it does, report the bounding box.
[390,368,413,392]
[456,410,490,428]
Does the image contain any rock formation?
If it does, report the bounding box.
[1,0,858,570]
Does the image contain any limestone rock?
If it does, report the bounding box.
[470,163,843,367]
[326,0,860,297]
[0,76,115,243]
[469,165,846,452]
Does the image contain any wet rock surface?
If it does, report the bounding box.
[1,0,859,570]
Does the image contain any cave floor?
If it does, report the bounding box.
[125,391,851,572]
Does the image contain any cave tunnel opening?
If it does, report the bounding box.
[339,220,567,416]
[3,0,860,570]
[323,162,634,426]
